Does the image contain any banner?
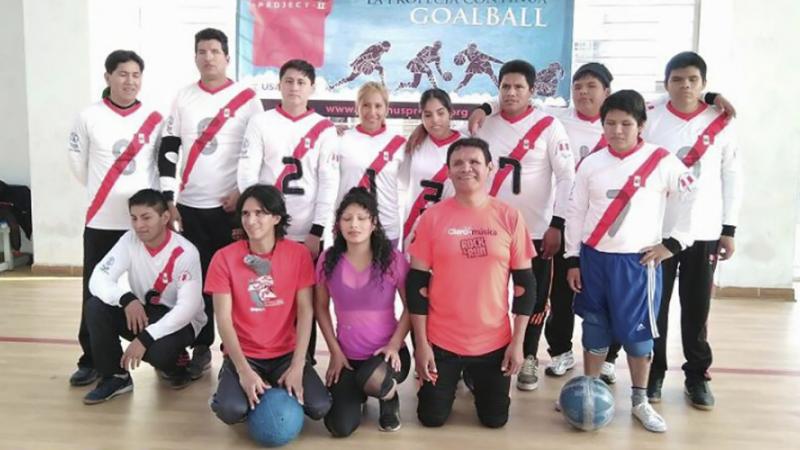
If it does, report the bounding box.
[237,0,574,118]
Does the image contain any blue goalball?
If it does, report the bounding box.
[559,376,615,431]
[247,388,305,447]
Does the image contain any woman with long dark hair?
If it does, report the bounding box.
[315,187,411,436]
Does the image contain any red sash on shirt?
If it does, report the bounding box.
[357,135,406,192]
[488,116,554,196]
[274,119,334,191]
[585,148,670,248]
[576,136,608,171]
[179,88,256,190]
[85,111,163,224]
[402,164,449,240]
[148,246,185,304]
[680,112,731,168]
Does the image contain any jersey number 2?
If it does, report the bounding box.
[281,157,304,195]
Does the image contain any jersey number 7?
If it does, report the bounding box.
[498,157,522,194]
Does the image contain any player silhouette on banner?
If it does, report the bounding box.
[329,41,392,90]
[396,41,451,91]
[453,43,504,93]
[534,62,565,97]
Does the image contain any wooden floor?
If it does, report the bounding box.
[1,273,798,450]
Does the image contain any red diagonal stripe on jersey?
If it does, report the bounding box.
[179,88,256,190]
[575,135,608,171]
[488,116,554,196]
[402,164,449,240]
[585,148,670,248]
[275,119,334,191]
[357,135,406,189]
[681,112,731,168]
[85,111,163,224]
[149,246,185,304]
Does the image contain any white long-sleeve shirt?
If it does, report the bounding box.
[162,80,262,208]
[477,107,575,239]
[337,126,406,241]
[565,141,696,258]
[238,106,340,241]
[643,102,742,241]
[68,99,163,230]
[398,130,464,247]
[90,230,207,341]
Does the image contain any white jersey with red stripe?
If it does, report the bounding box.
[477,107,575,239]
[644,102,741,241]
[548,107,605,164]
[565,141,696,259]
[238,106,340,241]
[337,126,406,241]
[162,80,262,209]
[398,130,464,249]
[68,100,162,230]
[89,230,207,341]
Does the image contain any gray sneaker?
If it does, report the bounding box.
[545,351,576,377]
[516,355,539,391]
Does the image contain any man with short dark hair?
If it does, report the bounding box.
[83,189,206,404]
[475,60,575,392]
[158,28,263,379]
[68,50,164,387]
[642,51,742,410]
[408,137,536,428]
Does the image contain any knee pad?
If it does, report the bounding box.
[355,357,395,399]
[581,315,612,351]
[623,339,653,358]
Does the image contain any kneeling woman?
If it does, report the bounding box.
[315,187,411,435]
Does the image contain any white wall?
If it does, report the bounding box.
[24,0,91,266]
[0,0,31,186]
[698,0,800,290]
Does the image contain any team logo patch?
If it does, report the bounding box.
[632,175,642,188]
[304,137,312,149]
[523,139,531,150]
[68,132,81,152]
[99,257,115,274]
[223,107,231,118]
[678,172,696,192]
[179,271,192,282]
[383,151,390,161]
[702,134,712,146]
[138,132,146,144]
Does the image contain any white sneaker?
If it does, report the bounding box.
[516,355,538,391]
[545,351,576,377]
[600,362,617,385]
[632,402,667,433]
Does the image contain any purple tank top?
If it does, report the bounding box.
[316,249,408,360]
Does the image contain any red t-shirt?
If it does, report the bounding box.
[249,0,332,67]
[205,239,315,359]
[409,197,535,356]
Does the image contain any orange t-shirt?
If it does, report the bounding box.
[409,197,536,356]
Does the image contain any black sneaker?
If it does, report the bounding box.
[685,379,715,411]
[166,368,193,390]
[378,394,401,432]
[83,374,133,405]
[647,376,664,403]
[187,345,211,380]
[69,366,99,387]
